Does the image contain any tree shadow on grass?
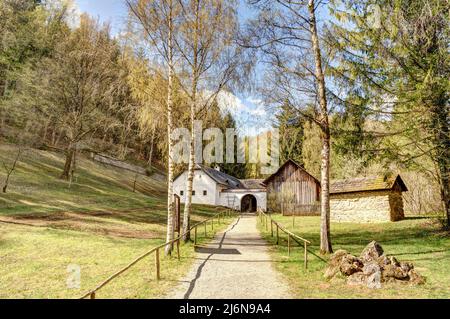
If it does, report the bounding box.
[268,217,447,262]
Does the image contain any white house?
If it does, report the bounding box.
[173,165,267,212]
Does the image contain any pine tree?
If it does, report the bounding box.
[275,101,305,165]
[328,0,449,227]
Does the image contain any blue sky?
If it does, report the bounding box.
[75,0,128,34]
[76,1,330,135]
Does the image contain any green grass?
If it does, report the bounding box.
[0,143,236,298]
[0,212,236,299]
[0,212,235,299]
[258,214,450,299]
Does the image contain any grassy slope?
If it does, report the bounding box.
[0,143,232,299]
[0,143,166,215]
[258,215,450,299]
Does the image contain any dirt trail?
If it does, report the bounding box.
[165,214,292,299]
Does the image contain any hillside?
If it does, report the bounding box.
[0,143,230,298]
[0,143,166,216]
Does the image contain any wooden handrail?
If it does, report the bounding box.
[257,209,311,270]
[80,209,237,299]
[258,209,311,244]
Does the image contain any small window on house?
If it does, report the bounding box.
[180,191,184,196]
[203,190,207,196]
[192,191,196,196]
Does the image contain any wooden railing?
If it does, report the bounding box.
[257,209,311,269]
[80,209,237,299]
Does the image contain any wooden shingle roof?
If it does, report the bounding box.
[330,175,408,194]
[197,165,244,189]
[263,159,320,185]
[240,179,266,190]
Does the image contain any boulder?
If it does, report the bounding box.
[324,250,351,279]
[363,262,382,289]
[389,256,400,267]
[339,254,364,276]
[382,264,408,280]
[363,262,380,276]
[376,255,391,267]
[324,241,426,288]
[347,272,367,286]
[324,267,340,280]
[408,269,426,285]
[360,241,384,263]
[330,250,350,265]
[400,262,414,273]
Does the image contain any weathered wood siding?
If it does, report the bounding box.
[266,161,321,216]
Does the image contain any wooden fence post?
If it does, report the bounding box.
[177,239,180,261]
[194,226,198,245]
[288,235,291,257]
[276,225,279,245]
[204,222,207,236]
[265,216,268,231]
[155,248,160,280]
[304,242,308,270]
[211,219,214,230]
[271,221,274,237]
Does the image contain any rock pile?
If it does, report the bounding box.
[324,241,425,288]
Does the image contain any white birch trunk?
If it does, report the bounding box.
[182,97,196,241]
[182,1,200,242]
[165,0,175,256]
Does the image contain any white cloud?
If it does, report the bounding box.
[216,91,247,113]
[45,0,81,28]
[247,104,267,117]
[247,97,264,106]
[213,92,272,136]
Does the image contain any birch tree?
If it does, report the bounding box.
[175,0,241,242]
[126,0,180,254]
[244,0,333,253]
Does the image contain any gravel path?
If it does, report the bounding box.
[165,214,292,299]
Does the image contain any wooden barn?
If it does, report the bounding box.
[263,160,321,216]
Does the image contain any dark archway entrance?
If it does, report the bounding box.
[241,195,257,213]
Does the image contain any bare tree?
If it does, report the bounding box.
[20,15,123,181]
[243,0,333,253]
[126,0,180,255]
[175,0,242,242]
[2,148,22,193]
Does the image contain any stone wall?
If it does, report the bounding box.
[330,190,394,223]
[389,191,405,221]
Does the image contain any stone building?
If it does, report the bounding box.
[330,175,408,223]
